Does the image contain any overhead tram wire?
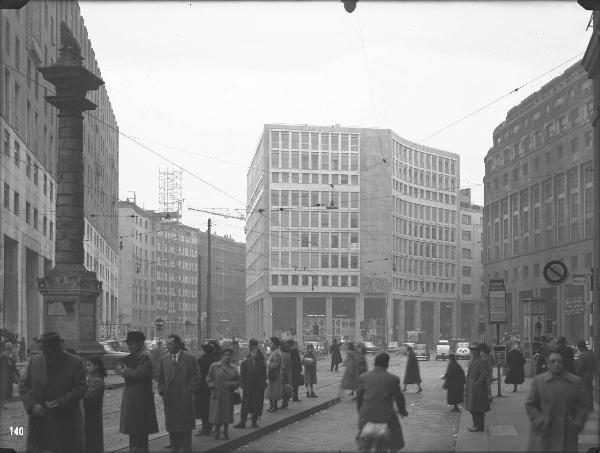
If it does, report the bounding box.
[418,52,586,144]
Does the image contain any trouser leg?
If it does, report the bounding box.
[129,434,149,453]
[293,385,299,400]
[180,431,192,453]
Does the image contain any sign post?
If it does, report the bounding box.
[488,279,507,397]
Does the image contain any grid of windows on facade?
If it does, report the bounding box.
[484,162,593,262]
[2,129,54,239]
[271,273,359,288]
[270,130,359,153]
[393,277,456,294]
[487,77,593,173]
[270,190,360,209]
[392,140,458,205]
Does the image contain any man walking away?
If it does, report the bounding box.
[330,338,343,372]
[289,340,304,402]
[505,343,526,392]
[158,334,201,453]
[575,340,597,409]
[356,352,408,453]
[464,343,490,432]
[525,348,590,452]
[19,332,87,453]
[115,331,159,453]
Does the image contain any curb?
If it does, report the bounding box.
[111,396,342,453]
[203,396,342,453]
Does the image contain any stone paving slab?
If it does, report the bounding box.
[455,379,600,453]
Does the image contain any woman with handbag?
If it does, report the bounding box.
[280,341,293,408]
[207,348,240,440]
[303,343,318,398]
[266,337,283,412]
[234,346,266,429]
[442,354,466,412]
[341,342,359,398]
[289,340,304,402]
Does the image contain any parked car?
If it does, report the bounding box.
[387,341,401,354]
[414,343,430,360]
[455,342,471,360]
[99,341,129,371]
[363,341,379,355]
[436,340,451,360]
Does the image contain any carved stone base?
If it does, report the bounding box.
[37,264,104,356]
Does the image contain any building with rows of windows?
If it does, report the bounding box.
[0,2,119,346]
[483,61,594,345]
[246,124,465,347]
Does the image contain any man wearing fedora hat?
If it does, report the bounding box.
[115,331,159,452]
[464,342,491,432]
[19,331,87,453]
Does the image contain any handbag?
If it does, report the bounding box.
[268,368,277,381]
[442,379,448,390]
[232,390,242,405]
[359,422,390,441]
[283,384,293,399]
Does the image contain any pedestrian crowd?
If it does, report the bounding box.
[6,330,598,453]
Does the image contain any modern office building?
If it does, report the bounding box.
[117,200,160,339]
[197,231,246,339]
[0,2,119,344]
[246,124,461,347]
[155,219,199,338]
[457,188,485,340]
[483,61,594,345]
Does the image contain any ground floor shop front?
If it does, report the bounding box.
[246,292,483,348]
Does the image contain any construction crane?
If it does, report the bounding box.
[187,207,246,221]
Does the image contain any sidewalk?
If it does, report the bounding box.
[455,379,600,453]
[112,357,347,453]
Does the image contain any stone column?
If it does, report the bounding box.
[386,296,393,345]
[296,296,303,347]
[356,295,364,341]
[452,300,460,338]
[326,295,333,342]
[37,23,104,355]
[433,302,440,341]
[264,296,272,338]
[397,299,405,343]
[414,300,422,330]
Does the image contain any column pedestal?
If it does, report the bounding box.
[433,302,440,342]
[37,23,105,356]
[414,301,422,330]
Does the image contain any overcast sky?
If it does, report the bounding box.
[79,1,592,242]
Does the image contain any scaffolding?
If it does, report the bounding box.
[158,168,183,220]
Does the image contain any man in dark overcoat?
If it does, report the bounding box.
[356,352,408,452]
[464,343,490,432]
[330,338,343,371]
[575,340,597,408]
[158,334,201,453]
[116,331,159,453]
[556,336,575,374]
[19,332,87,453]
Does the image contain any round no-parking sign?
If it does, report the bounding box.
[543,260,568,285]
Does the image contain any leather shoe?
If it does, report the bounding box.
[234,422,245,428]
[468,427,484,432]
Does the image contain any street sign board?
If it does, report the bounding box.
[488,279,507,324]
[571,274,587,285]
[155,318,165,330]
[543,260,568,285]
[564,296,585,315]
[493,344,507,367]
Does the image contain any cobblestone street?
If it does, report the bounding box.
[235,357,462,452]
